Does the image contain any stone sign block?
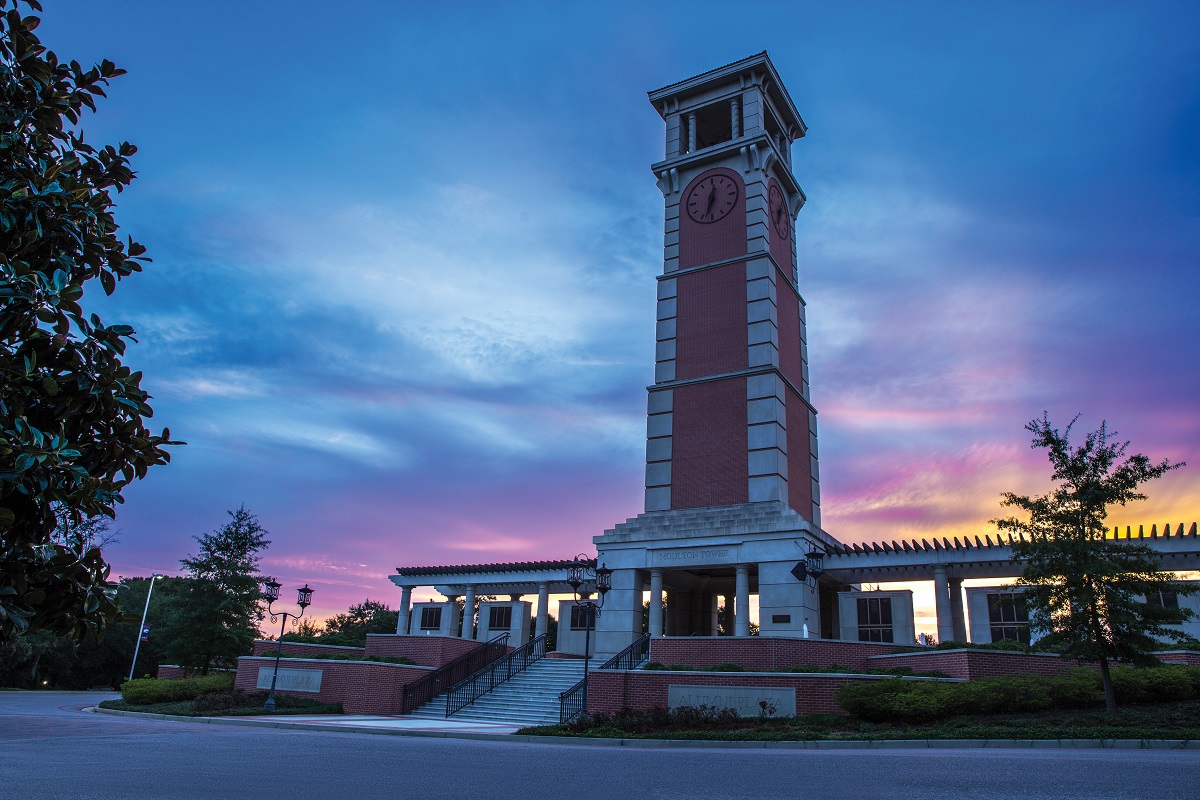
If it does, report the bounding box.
[256,667,323,693]
[668,684,796,717]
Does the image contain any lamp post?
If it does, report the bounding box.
[566,554,612,720]
[261,580,314,712]
[128,574,164,682]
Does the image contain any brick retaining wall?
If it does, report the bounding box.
[649,636,903,671]
[866,649,1087,680]
[587,669,948,716]
[363,634,486,666]
[1156,651,1200,666]
[251,640,366,658]
[235,656,433,715]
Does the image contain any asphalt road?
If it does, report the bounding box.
[2,691,1198,800]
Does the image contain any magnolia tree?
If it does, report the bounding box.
[995,414,1195,713]
[0,1,179,642]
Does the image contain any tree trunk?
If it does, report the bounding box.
[1098,656,1117,714]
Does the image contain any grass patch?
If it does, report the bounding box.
[516,699,1200,741]
[99,689,341,717]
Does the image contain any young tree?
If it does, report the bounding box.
[994,414,1194,713]
[160,507,269,674]
[322,599,398,645]
[0,1,179,643]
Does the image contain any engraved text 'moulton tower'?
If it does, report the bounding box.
[644,52,819,524]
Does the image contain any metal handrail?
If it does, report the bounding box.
[445,633,547,716]
[400,632,510,713]
[559,634,651,724]
[599,633,651,671]
[559,677,586,724]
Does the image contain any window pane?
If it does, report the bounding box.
[857,599,869,625]
[880,598,892,626]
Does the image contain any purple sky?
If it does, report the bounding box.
[37,1,1200,623]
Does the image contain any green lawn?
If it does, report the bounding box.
[517,699,1200,742]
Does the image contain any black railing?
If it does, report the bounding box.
[559,634,652,724]
[600,633,650,671]
[400,633,509,714]
[559,678,586,724]
[445,633,547,716]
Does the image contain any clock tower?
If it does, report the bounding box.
[644,52,818,522]
[593,54,838,656]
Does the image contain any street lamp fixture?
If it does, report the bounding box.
[262,580,314,712]
[567,554,611,720]
[128,574,164,682]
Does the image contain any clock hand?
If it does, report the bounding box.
[706,186,717,216]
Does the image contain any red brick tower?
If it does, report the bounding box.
[643,53,819,524]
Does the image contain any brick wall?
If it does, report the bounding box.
[1156,651,1200,666]
[671,379,749,509]
[235,656,433,715]
[784,385,812,518]
[675,262,748,380]
[251,640,365,658]
[587,669,940,716]
[866,649,1089,680]
[649,636,903,671]
[364,634,493,667]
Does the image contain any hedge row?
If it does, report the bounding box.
[836,665,1200,722]
[255,652,416,665]
[120,674,235,705]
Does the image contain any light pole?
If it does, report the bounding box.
[261,579,314,712]
[566,554,612,720]
[128,574,164,682]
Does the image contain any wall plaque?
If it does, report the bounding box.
[256,667,323,693]
[651,547,734,567]
[667,684,796,717]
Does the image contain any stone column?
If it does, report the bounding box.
[649,569,664,637]
[509,594,522,602]
[396,586,412,634]
[933,567,954,644]
[949,578,967,643]
[686,112,697,152]
[444,595,461,638]
[535,582,549,639]
[462,586,475,639]
[730,96,741,138]
[735,564,751,637]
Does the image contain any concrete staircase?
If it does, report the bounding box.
[406,658,587,726]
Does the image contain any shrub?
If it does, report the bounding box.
[120,674,235,705]
[835,667,1200,722]
[703,663,745,672]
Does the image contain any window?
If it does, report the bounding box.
[987,592,1031,644]
[1146,591,1179,608]
[420,606,442,630]
[488,605,512,630]
[857,597,893,643]
[569,604,595,631]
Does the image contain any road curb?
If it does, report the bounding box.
[87,707,1199,751]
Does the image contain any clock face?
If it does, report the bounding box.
[685,174,739,224]
[768,183,789,240]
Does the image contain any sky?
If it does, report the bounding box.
[34,1,1200,626]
